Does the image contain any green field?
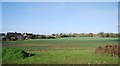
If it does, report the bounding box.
[2,37,119,64]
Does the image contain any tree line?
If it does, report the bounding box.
[0,32,119,41]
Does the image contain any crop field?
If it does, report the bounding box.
[2,37,119,64]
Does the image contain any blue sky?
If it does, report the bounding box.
[0,2,2,32]
[2,0,120,2]
[2,2,118,34]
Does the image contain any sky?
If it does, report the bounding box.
[0,2,2,33]
[2,0,120,2]
[2,2,118,35]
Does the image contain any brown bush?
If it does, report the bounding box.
[95,44,120,57]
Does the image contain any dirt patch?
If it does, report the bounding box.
[13,44,49,46]
[11,44,80,50]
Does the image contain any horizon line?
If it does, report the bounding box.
[1,31,118,35]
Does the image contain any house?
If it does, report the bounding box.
[0,33,6,41]
[6,32,23,41]
[94,34,100,37]
[23,33,33,40]
[15,33,24,40]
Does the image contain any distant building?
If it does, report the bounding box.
[15,33,24,40]
[6,32,23,41]
[94,34,100,37]
[0,33,6,41]
[23,33,33,40]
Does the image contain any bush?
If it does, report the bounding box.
[2,48,33,60]
[95,45,120,57]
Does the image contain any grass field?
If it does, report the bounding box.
[2,37,119,64]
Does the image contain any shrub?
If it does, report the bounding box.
[2,48,33,60]
[95,45,120,57]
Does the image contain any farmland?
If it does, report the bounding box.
[2,37,119,64]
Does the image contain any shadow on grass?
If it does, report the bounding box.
[22,51,36,58]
